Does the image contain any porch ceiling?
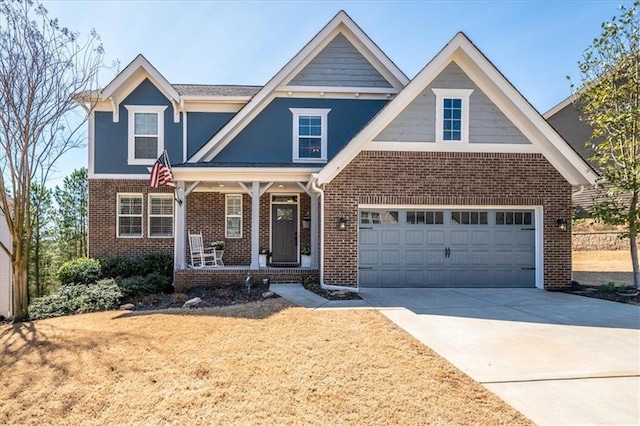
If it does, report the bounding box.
[193,181,307,192]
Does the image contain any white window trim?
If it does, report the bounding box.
[116,193,143,238]
[225,194,243,239]
[289,108,331,163]
[148,194,174,238]
[125,105,168,165]
[432,89,473,144]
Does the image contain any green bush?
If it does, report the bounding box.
[136,252,173,277]
[117,272,172,299]
[28,279,122,320]
[100,252,173,279]
[57,258,102,286]
[599,282,617,294]
[100,255,137,279]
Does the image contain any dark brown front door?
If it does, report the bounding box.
[272,204,297,263]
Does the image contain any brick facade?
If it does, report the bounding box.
[89,179,314,266]
[323,151,573,289]
[88,179,175,258]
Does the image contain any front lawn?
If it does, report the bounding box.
[0,300,530,425]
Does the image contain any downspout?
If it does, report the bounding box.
[310,173,325,286]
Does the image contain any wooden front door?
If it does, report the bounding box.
[271,204,297,263]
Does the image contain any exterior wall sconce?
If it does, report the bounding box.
[557,218,567,232]
[338,217,347,231]
[302,213,311,229]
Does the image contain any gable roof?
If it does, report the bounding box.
[316,32,597,186]
[101,54,180,104]
[188,10,409,163]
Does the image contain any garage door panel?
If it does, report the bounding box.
[427,230,445,244]
[471,230,490,245]
[405,250,424,265]
[405,230,425,245]
[450,230,468,244]
[359,209,535,288]
[382,230,400,245]
[360,250,379,266]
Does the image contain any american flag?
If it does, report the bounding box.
[149,151,175,188]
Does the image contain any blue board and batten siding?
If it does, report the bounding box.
[187,112,234,159]
[94,79,182,174]
[288,33,392,88]
[214,98,388,164]
[374,62,530,144]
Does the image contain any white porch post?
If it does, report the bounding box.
[310,192,319,268]
[251,181,260,269]
[174,181,187,270]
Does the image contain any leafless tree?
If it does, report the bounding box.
[0,0,103,321]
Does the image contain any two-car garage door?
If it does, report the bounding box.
[358,208,536,288]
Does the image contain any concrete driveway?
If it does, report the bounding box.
[358,288,640,426]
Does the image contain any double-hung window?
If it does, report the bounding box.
[289,108,330,163]
[125,105,167,165]
[148,194,174,238]
[225,194,242,238]
[117,194,143,237]
[432,89,473,143]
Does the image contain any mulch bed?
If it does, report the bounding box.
[130,281,276,311]
[560,282,640,306]
[302,280,361,300]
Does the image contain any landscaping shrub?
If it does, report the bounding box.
[599,282,617,294]
[117,272,172,299]
[57,258,102,286]
[100,255,137,279]
[28,279,122,320]
[136,252,173,277]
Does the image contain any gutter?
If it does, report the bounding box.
[309,174,325,287]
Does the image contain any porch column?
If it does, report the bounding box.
[174,181,187,270]
[310,192,319,268]
[251,181,260,269]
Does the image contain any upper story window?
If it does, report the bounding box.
[432,89,473,143]
[125,105,167,165]
[289,108,330,163]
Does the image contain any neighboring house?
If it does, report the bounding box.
[545,95,601,217]
[82,11,595,290]
[0,209,11,318]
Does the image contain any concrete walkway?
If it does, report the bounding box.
[270,284,640,425]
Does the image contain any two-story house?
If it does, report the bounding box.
[83,11,595,291]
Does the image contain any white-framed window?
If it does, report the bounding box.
[225,194,242,238]
[289,108,330,163]
[117,193,143,238]
[125,105,167,165]
[432,89,473,143]
[148,194,174,238]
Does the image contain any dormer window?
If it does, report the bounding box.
[125,105,167,165]
[432,89,473,143]
[290,108,330,163]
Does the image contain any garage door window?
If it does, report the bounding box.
[496,211,532,225]
[360,210,399,225]
[451,211,488,225]
[407,211,444,225]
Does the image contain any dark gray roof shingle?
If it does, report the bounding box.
[172,84,261,97]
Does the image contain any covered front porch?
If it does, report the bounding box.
[171,166,322,275]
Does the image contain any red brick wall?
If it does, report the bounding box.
[90,180,318,265]
[323,151,572,289]
[88,179,174,258]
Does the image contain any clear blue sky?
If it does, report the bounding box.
[41,0,633,184]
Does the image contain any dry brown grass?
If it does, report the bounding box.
[0,299,531,425]
[573,250,634,272]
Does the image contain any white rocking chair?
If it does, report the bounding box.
[188,231,219,268]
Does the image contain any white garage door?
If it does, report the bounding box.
[358,209,536,288]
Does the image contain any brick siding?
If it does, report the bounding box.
[323,151,573,289]
[90,179,316,265]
